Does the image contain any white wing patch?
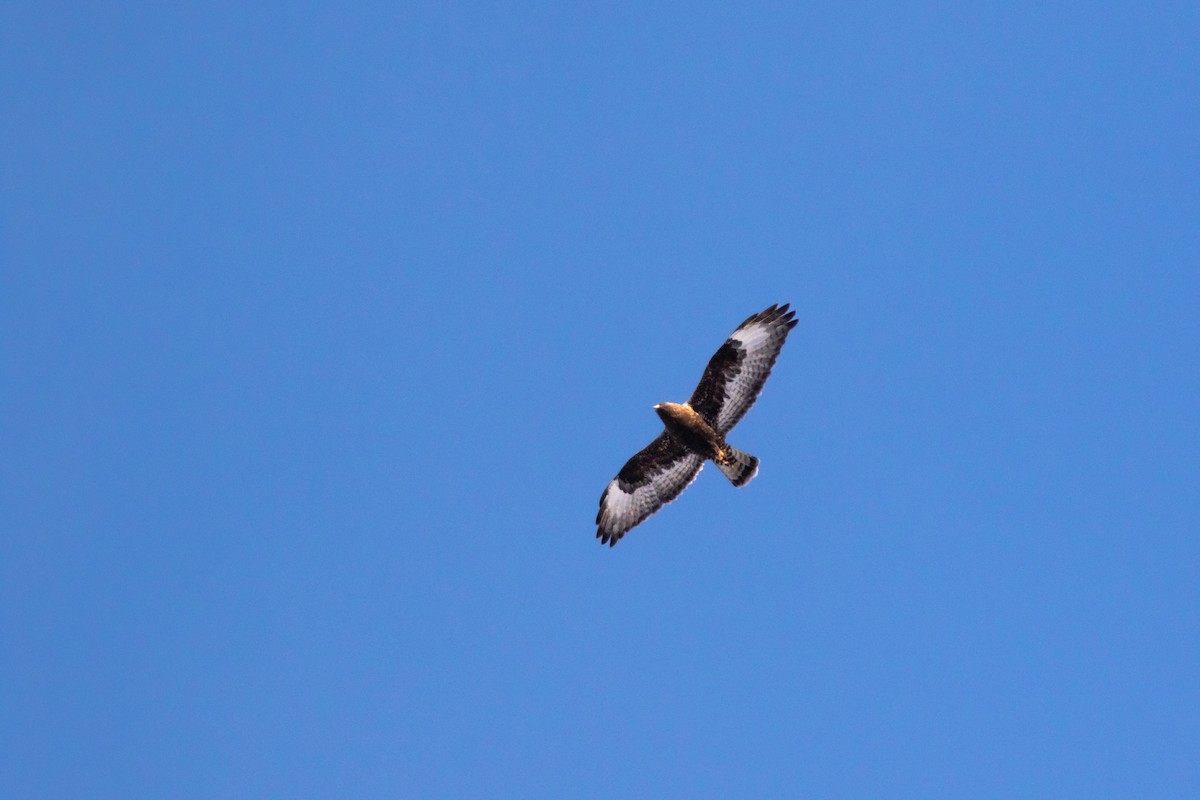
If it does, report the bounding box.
[730,319,777,351]
[714,311,796,433]
[687,304,797,436]
[596,451,704,546]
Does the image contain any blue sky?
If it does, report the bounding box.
[3,3,1198,797]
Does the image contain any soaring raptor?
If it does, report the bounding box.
[596,303,798,546]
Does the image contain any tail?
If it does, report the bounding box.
[716,445,759,487]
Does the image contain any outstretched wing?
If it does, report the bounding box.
[596,433,704,546]
[688,303,798,435]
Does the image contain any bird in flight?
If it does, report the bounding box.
[596,303,798,546]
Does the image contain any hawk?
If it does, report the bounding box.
[596,303,798,546]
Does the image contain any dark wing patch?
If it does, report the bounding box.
[688,303,798,435]
[596,433,705,546]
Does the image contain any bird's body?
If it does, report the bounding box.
[652,402,721,460]
[596,303,798,546]
[652,402,759,487]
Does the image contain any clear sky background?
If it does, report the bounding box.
[3,3,1198,797]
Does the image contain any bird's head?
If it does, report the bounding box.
[653,402,682,423]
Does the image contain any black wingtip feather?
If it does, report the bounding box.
[739,303,797,333]
[773,302,798,330]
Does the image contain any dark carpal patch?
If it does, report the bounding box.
[615,434,676,487]
[689,338,744,427]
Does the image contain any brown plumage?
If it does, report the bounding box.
[596,304,798,546]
